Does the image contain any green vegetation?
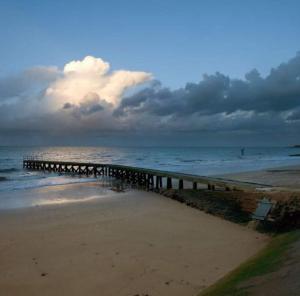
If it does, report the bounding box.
[199,230,300,296]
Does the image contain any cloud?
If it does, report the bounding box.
[64,56,110,75]
[287,108,300,121]
[116,52,300,118]
[62,92,104,118]
[0,66,59,103]
[45,56,152,109]
[112,52,300,139]
[1,53,300,145]
[0,55,152,131]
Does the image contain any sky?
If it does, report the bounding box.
[0,0,300,146]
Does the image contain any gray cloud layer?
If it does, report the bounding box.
[1,53,300,145]
[116,53,300,117]
[0,67,59,101]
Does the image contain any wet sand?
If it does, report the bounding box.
[218,164,300,190]
[0,183,268,296]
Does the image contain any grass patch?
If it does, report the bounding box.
[199,230,300,296]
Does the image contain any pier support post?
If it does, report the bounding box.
[137,173,141,185]
[193,182,197,190]
[178,179,184,190]
[143,173,147,187]
[148,175,154,190]
[155,176,160,190]
[145,174,149,189]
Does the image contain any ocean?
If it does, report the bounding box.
[0,146,300,209]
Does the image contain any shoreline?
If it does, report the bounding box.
[0,182,269,296]
[1,163,300,225]
[216,164,300,190]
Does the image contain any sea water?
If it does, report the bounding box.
[0,146,300,209]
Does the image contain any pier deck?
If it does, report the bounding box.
[23,159,272,191]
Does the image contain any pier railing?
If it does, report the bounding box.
[22,159,269,191]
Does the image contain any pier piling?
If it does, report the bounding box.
[179,179,184,190]
[193,182,197,190]
[167,177,173,189]
[22,159,261,192]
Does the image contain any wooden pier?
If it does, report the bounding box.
[22,159,269,191]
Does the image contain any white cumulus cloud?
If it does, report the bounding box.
[45,56,152,109]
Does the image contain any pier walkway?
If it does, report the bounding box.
[23,159,272,192]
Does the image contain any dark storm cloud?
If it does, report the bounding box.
[63,102,73,109]
[63,98,104,117]
[116,53,300,117]
[61,93,110,119]
[114,80,185,117]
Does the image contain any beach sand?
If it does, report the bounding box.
[218,164,300,190]
[0,182,268,296]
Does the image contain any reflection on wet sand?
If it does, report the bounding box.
[0,179,125,210]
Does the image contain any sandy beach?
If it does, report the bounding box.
[0,182,268,296]
[218,164,300,190]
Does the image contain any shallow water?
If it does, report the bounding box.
[0,146,300,209]
[0,181,119,210]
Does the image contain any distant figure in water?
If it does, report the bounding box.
[241,147,245,156]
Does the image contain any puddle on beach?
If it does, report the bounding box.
[0,178,129,210]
